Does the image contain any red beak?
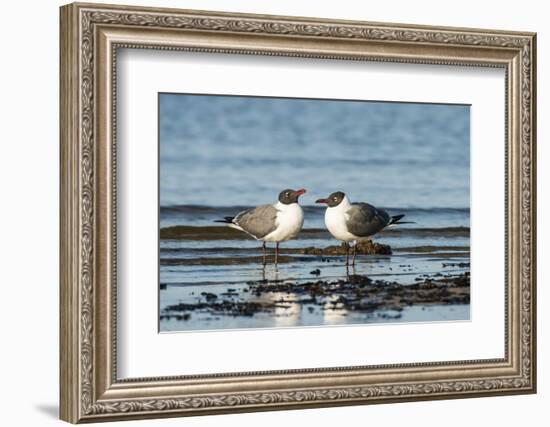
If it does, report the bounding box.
[316,198,328,204]
[294,188,306,197]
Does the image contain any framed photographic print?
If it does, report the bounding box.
[60,2,537,423]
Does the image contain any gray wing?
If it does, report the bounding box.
[233,204,278,239]
[345,203,391,237]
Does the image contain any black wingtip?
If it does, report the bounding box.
[389,214,406,225]
[214,216,234,224]
[389,214,416,225]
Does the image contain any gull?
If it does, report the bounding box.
[215,188,306,264]
[315,191,406,266]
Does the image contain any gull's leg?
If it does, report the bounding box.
[345,243,350,267]
[352,242,358,266]
[275,242,279,265]
[262,241,267,265]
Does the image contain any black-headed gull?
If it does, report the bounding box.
[316,191,406,265]
[216,188,306,264]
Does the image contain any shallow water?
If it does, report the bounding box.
[159,207,470,332]
[161,298,470,332]
[159,95,470,332]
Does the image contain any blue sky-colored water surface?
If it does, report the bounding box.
[160,94,469,209]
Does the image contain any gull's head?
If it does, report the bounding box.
[316,191,346,208]
[278,188,306,205]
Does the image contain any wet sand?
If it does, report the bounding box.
[160,237,470,332]
[161,271,469,321]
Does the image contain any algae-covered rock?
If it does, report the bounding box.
[300,241,391,256]
[355,240,392,255]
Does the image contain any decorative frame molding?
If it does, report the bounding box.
[60,2,536,423]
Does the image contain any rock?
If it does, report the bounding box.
[201,292,218,301]
[310,268,321,275]
[347,274,373,286]
[300,240,391,256]
[442,262,470,268]
[355,240,392,255]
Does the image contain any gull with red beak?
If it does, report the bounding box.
[215,188,306,264]
[316,191,407,266]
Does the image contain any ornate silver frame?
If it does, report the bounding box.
[60,2,536,423]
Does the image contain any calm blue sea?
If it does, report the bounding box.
[160,94,470,209]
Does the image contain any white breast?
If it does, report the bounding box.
[324,197,356,242]
[263,202,304,242]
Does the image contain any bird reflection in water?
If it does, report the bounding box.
[251,258,377,327]
[254,264,301,327]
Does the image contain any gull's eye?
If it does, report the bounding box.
[333,197,338,201]
[285,192,290,196]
